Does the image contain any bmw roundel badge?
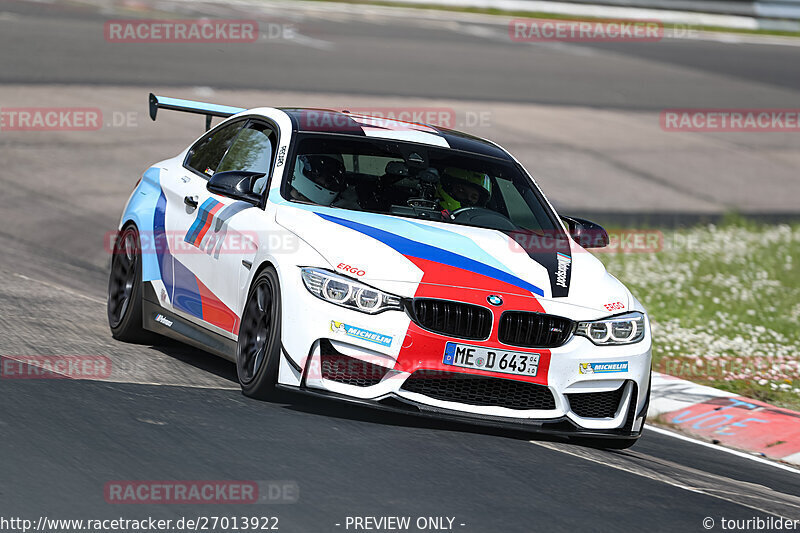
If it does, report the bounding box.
[487,295,503,306]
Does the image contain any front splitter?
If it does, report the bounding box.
[276,384,643,441]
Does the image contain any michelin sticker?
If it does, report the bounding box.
[579,361,628,374]
[331,321,392,347]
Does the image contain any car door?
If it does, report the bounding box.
[165,118,276,336]
[161,118,245,331]
[200,119,277,335]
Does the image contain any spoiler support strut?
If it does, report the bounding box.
[148,93,246,131]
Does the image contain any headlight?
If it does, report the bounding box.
[301,267,403,314]
[575,312,645,345]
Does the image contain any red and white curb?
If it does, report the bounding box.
[649,373,800,466]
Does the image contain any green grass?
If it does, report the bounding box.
[597,217,800,410]
[305,0,800,38]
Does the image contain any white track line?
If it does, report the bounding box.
[13,273,106,305]
[645,425,800,474]
[530,438,800,519]
[99,379,239,390]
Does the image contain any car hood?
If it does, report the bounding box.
[275,205,632,318]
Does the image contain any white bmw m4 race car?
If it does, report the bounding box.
[108,94,652,448]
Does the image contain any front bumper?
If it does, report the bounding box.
[276,379,646,440]
[281,335,650,438]
[279,274,651,437]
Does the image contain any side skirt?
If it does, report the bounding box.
[142,300,237,362]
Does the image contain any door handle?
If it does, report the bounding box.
[184,196,198,209]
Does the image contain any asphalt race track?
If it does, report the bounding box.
[3,0,800,110]
[0,1,799,531]
[3,0,800,217]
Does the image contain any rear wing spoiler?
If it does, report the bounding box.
[148,93,246,130]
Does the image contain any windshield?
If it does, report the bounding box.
[283,133,559,233]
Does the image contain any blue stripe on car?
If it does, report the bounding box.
[121,166,162,283]
[153,190,204,319]
[280,198,510,272]
[316,212,545,297]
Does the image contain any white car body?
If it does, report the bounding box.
[117,95,652,442]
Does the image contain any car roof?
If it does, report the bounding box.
[278,108,512,160]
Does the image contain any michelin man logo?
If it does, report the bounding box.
[580,362,628,374]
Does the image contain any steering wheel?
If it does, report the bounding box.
[451,206,483,218]
[450,207,517,230]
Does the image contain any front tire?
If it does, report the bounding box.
[237,267,282,399]
[107,224,151,343]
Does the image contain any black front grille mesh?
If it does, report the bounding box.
[567,385,626,418]
[498,311,573,348]
[412,299,492,340]
[320,352,390,387]
[401,370,556,410]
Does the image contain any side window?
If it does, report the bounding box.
[185,120,245,178]
[216,121,275,175]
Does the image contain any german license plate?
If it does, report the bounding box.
[442,342,539,377]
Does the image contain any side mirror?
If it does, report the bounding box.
[207,171,265,205]
[563,216,609,249]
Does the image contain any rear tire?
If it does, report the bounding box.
[107,224,152,344]
[237,267,282,399]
